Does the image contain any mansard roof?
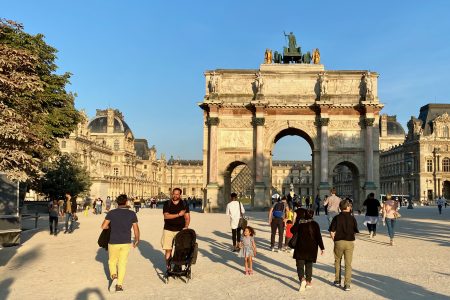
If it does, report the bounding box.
[134,139,150,160]
[418,104,450,135]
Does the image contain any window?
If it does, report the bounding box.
[183,188,187,195]
[114,140,120,151]
[144,165,147,169]
[427,159,433,172]
[443,126,449,138]
[443,158,450,172]
[61,140,66,148]
[113,168,119,176]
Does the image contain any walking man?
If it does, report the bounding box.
[268,196,289,252]
[226,192,245,252]
[314,194,321,216]
[64,192,77,233]
[436,197,445,214]
[329,199,359,291]
[324,188,342,226]
[48,199,60,236]
[162,188,190,270]
[102,194,140,293]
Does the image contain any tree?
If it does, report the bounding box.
[0,19,81,182]
[40,154,91,200]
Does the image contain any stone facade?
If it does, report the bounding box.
[380,104,450,203]
[271,161,313,196]
[200,64,384,211]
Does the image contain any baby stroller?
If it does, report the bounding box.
[164,229,198,284]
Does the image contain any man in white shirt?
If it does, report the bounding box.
[226,193,245,252]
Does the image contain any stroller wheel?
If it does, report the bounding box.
[164,276,169,284]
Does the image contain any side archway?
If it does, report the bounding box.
[330,160,363,209]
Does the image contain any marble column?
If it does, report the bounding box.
[253,117,265,182]
[205,116,220,212]
[364,118,375,186]
[207,116,219,183]
[319,118,329,185]
[253,116,266,209]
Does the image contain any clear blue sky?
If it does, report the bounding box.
[4,0,450,160]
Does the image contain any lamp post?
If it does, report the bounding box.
[168,155,174,193]
[401,176,405,206]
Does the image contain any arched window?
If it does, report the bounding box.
[443,158,450,172]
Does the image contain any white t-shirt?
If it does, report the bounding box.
[226,201,245,229]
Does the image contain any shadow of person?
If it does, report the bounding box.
[137,240,166,283]
[0,278,14,299]
[95,248,110,285]
[75,287,106,300]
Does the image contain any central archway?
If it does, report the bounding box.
[268,127,316,207]
[222,161,253,209]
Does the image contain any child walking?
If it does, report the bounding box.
[239,226,257,275]
[284,220,294,253]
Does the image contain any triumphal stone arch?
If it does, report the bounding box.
[199,52,383,212]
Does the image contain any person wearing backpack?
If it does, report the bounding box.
[268,196,289,252]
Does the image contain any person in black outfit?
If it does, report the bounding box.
[314,194,321,216]
[162,188,190,270]
[363,193,381,238]
[268,196,289,251]
[291,208,324,291]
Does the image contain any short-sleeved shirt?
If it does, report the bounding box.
[163,200,190,232]
[105,208,138,244]
[329,212,359,241]
[363,198,381,217]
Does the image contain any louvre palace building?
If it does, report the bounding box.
[44,103,450,205]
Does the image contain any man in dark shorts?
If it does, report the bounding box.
[101,194,140,293]
[162,187,190,270]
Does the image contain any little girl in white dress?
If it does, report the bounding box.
[238,226,257,275]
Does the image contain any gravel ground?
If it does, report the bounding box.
[0,206,449,300]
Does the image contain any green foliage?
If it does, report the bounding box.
[40,154,91,200]
[0,19,81,182]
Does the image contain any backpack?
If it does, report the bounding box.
[272,202,285,218]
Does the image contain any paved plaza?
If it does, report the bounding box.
[0,207,449,300]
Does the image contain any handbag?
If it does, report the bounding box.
[393,211,401,219]
[238,202,248,230]
[98,228,111,250]
[288,232,298,249]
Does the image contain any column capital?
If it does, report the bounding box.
[206,116,220,126]
[318,117,330,126]
[364,117,375,127]
[252,117,265,126]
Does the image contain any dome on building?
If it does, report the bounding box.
[88,115,132,135]
[386,119,405,136]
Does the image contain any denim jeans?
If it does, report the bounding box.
[327,212,338,227]
[385,218,396,239]
[96,205,102,214]
[65,213,74,232]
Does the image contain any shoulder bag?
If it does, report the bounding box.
[98,228,111,250]
[238,202,248,230]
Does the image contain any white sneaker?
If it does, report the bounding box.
[290,249,295,254]
[271,247,275,252]
[369,232,374,238]
[299,280,307,292]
